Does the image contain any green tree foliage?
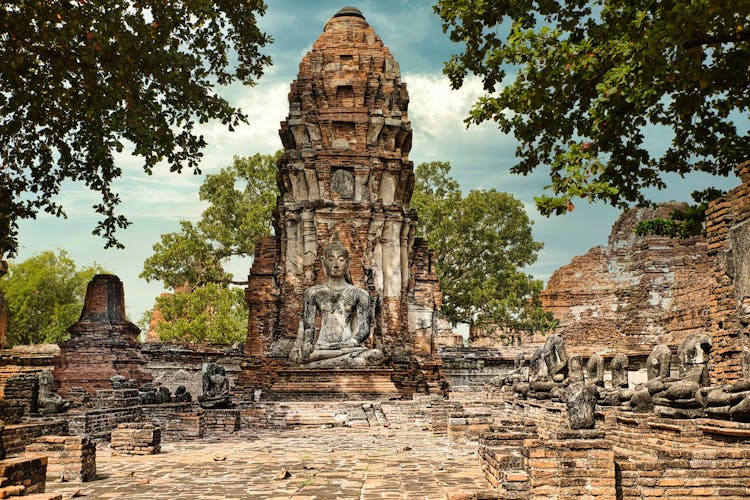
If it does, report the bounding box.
[140,153,279,289]
[140,221,229,290]
[0,1,272,258]
[412,161,556,332]
[141,153,277,344]
[434,0,750,216]
[0,250,107,346]
[150,283,247,344]
[198,152,281,259]
[635,188,725,238]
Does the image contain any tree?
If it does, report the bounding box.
[140,153,279,289]
[140,221,229,290]
[434,0,750,216]
[0,250,108,346]
[197,152,281,259]
[412,161,555,333]
[148,283,247,344]
[140,153,277,344]
[0,1,272,258]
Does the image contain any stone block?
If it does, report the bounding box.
[110,423,161,455]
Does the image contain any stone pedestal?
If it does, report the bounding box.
[25,435,96,482]
[525,429,615,498]
[267,369,401,400]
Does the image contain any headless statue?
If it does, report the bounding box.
[37,370,70,414]
[290,236,384,368]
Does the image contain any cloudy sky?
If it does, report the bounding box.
[12,0,741,322]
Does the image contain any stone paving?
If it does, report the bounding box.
[45,426,488,499]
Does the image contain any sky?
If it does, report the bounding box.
[11,0,742,324]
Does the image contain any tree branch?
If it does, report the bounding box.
[684,31,750,48]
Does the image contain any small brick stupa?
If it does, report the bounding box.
[240,7,445,399]
[55,274,151,396]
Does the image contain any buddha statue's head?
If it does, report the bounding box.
[322,234,352,283]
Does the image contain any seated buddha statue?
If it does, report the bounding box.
[289,236,384,368]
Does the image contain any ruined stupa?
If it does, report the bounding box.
[55,274,151,396]
[240,7,444,398]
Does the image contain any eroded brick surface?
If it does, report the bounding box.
[539,204,712,358]
[706,160,750,384]
[24,435,96,482]
[54,275,151,397]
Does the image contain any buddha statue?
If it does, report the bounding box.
[289,236,384,368]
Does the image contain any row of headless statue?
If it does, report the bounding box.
[495,332,750,423]
[29,363,228,414]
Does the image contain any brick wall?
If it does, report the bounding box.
[467,388,750,499]
[141,342,243,399]
[540,204,711,358]
[66,407,141,441]
[705,160,750,384]
[141,403,205,440]
[2,421,68,454]
[0,455,47,496]
[25,435,96,482]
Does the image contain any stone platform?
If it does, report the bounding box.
[266,369,402,400]
[45,426,489,499]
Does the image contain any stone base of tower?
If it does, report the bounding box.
[268,369,401,401]
[237,357,447,402]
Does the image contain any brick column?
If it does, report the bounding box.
[525,429,615,498]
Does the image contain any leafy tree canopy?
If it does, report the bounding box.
[197,152,280,259]
[412,161,556,333]
[140,220,229,290]
[140,152,279,289]
[434,0,750,216]
[0,1,272,259]
[148,283,247,344]
[0,250,108,346]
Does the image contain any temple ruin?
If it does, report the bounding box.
[1,7,750,499]
[240,6,444,399]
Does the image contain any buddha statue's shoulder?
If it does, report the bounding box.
[347,284,370,301]
[304,283,330,300]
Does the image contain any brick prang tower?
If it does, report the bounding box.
[241,7,444,398]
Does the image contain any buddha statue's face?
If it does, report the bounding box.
[323,244,349,279]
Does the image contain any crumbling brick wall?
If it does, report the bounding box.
[706,160,750,384]
[540,204,712,358]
